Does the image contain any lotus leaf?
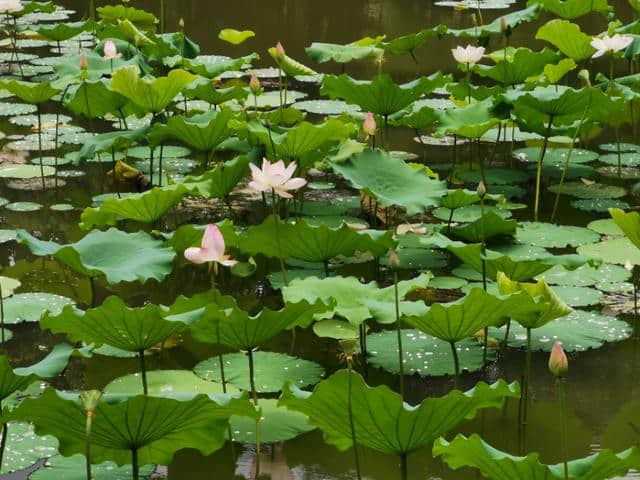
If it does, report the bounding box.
[149,109,235,152]
[548,181,626,199]
[475,48,559,86]
[516,222,600,248]
[577,236,640,265]
[528,0,611,19]
[450,211,517,242]
[539,263,630,286]
[435,99,500,139]
[218,28,255,45]
[535,20,595,61]
[3,292,74,324]
[30,454,154,480]
[306,42,383,64]
[0,79,59,104]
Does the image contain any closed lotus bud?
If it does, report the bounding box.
[363,112,376,137]
[500,17,507,32]
[79,54,88,70]
[390,250,400,269]
[178,18,184,30]
[274,42,285,62]
[578,69,591,87]
[625,260,634,272]
[477,180,486,198]
[471,13,477,26]
[549,342,568,377]
[80,390,102,414]
[249,73,261,95]
[339,339,358,360]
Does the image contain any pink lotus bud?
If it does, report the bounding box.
[500,17,507,32]
[178,18,184,30]
[79,54,88,70]
[274,42,285,62]
[549,342,568,377]
[103,40,121,61]
[249,73,261,95]
[390,250,400,269]
[363,112,376,137]
[477,181,486,198]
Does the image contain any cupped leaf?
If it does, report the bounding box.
[475,47,560,86]
[610,208,640,252]
[528,0,611,19]
[435,99,500,139]
[170,54,259,78]
[218,28,255,45]
[306,42,383,64]
[148,109,235,151]
[450,211,517,242]
[535,19,595,61]
[17,228,176,284]
[279,370,519,455]
[73,128,148,164]
[63,79,130,119]
[97,4,157,28]
[0,79,59,104]
[32,21,90,41]
[175,155,249,198]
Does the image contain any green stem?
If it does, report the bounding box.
[89,276,96,308]
[522,327,532,425]
[85,411,93,480]
[558,378,569,480]
[131,448,139,480]
[534,116,554,222]
[138,350,148,395]
[247,349,261,476]
[37,104,45,190]
[347,361,362,480]
[400,453,408,480]
[0,401,7,473]
[394,270,404,400]
[450,341,460,389]
[0,284,4,344]
[271,190,288,286]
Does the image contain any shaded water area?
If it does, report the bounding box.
[0,0,639,479]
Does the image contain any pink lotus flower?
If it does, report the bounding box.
[0,0,23,13]
[451,45,485,65]
[249,158,307,199]
[184,224,238,269]
[79,54,89,70]
[274,42,285,62]
[103,40,122,61]
[363,112,376,137]
[548,342,568,377]
[249,73,261,95]
[591,34,633,58]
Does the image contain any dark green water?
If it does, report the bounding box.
[1,0,639,479]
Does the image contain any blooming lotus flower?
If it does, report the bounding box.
[102,40,121,61]
[184,224,238,269]
[591,34,633,58]
[363,112,376,137]
[249,158,307,199]
[451,45,485,65]
[548,342,568,377]
[0,0,23,13]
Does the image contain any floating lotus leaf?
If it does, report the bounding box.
[0,164,55,178]
[475,47,559,86]
[535,19,595,61]
[5,202,42,212]
[195,351,324,393]
[218,28,255,45]
[320,72,450,115]
[588,218,623,236]
[531,163,596,180]
[435,99,500,139]
[239,216,394,262]
[312,319,360,339]
[0,422,57,474]
[450,211,517,242]
[41,296,189,353]
[551,285,602,307]
[17,228,176,284]
[528,0,611,18]
[329,148,448,214]
[168,54,258,79]
[73,128,148,163]
[600,143,640,153]
[571,199,630,213]
[457,168,529,185]
[577,237,640,265]
[104,370,235,401]
[516,222,600,248]
[149,109,235,152]
[230,398,313,444]
[10,388,258,466]
[293,99,360,116]
[110,66,196,114]
[282,274,431,326]
[380,247,447,269]
[428,276,468,289]
[183,80,248,106]
[54,52,140,82]
[599,152,640,167]
[367,330,493,376]
[279,370,519,455]
[127,145,191,159]
[0,102,37,116]
[434,205,511,223]
[434,434,640,480]
[30,454,154,480]
[3,292,74,324]
[548,181,626,199]
[539,263,630,286]
[306,42,383,64]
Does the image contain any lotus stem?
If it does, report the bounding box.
[278,67,283,110]
[10,16,23,77]
[394,269,405,400]
[131,447,139,480]
[616,128,622,180]
[448,134,458,186]
[446,207,455,233]
[85,411,93,480]
[247,348,261,477]
[0,402,7,472]
[36,104,45,190]
[160,0,165,34]
[159,144,164,187]
[557,377,569,480]
[384,114,390,150]
[488,123,502,167]
[138,350,148,395]
[399,453,408,480]
[450,341,460,389]
[271,189,288,286]
[521,327,532,425]
[89,276,96,308]
[534,116,554,222]
[501,318,511,356]
[347,361,362,480]
[0,283,4,344]
[149,147,154,186]
[359,322,369,379]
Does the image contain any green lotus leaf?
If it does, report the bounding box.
[406,288,524,342]
[514,147,599,165]
[475,47,559,86]
[445,4,540,38]
[530,58,577,84]
[320,72,451,116]
[10,388,257,466]
[41,296,189,352]
[572,199,629,212]
[97,4,157,28]
[306,42,383,63]
[599,152,640,166]
[535,19,595,61]
[174,155,249,198]
[548,181,626,199]
[383,27,443,55]
[435,99,500,139]
[104,370,236,401]
[0,422,57,474]
[440,189,483,210]
[312,319,360,339]
[64,79,130,119]
[329,148,447,214]
[282,273,432,326]
[497,272,572,329]
[169,54,259,78]
[528,0,611,19]
[610,208,640,251]
[577,236,640,265]
[239,216,394,262]
[450,211,517,242]
[0,276,19,298]
[195,351,324,393]
[230,398,313,444]
[538,263,630,286]
[279,370,519,455]
[0,164,55,178]
[54,52,140,82]
[110,66,196,114]
[516,222,600,248]
[588,218,624,236]
[9,1,55,17]
[30,454,154,480]
[267,47,317,76]
[183,78,248,105]
[553,286,602,307]
[16,228,176,284]
[3,292,74,324]
[0,79,59,104]
[32,20,90,41]
[218,28,255,45]
[389,100,439,130]
[150,109,235,152]
[457,168,529,185]
[73,128,148,164]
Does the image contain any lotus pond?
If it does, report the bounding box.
[1,0,640,479]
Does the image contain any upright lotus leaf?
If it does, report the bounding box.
[441,189,483,209]
[54,52,140,83]
[110,66,196,114]
[218,28,255,45]
[446,5,541,38]
[10,388,258,466]
[183,77,249,105]
[528,0,611,19]
[40,296,188,352]
[279,370,519,455]
[79,185,190,229]
[609,208,640,252]
[268,48,317,76]
[497,272,572,329]
[449,243,555,281]
[0,80,59,104]
[63,79,131,120]
[435,99,501,139]
[389,100,439,130]
[434,434,640,480]
[535,20,595,61]
[450,211,517,242]
[474,48,560,86]
[239,216,395,262]
[329,149,448,214]
[32,21,90,42]
[383,27,445,56]
[73,127,149,164]
[8,1,55,17]
[528,58,577,85]
[306,42,383,64]
[405,288,524,343]
[148,109,235,152]
[97,4,157,28]
[105,18,154,48]
[16,228,176,284]
[175,155,249,198]
[167,54,259,78]
[282,274,432,326]
[320,72,451,116]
